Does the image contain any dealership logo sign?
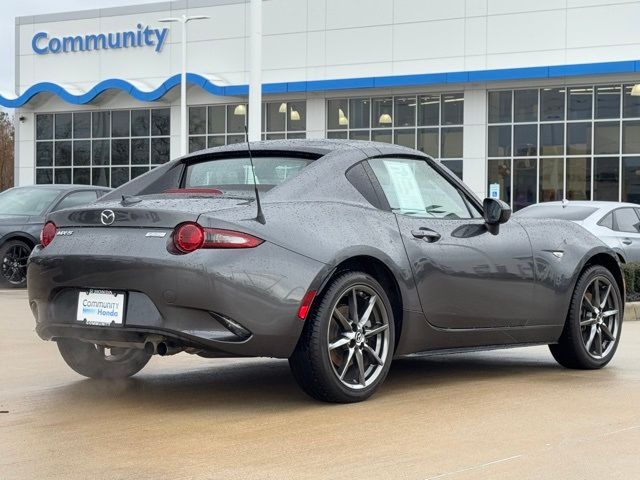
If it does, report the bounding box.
[32,24,169,55]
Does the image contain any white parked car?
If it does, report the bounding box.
[516,201,640,263]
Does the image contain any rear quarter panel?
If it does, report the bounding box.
[515,217,621,327]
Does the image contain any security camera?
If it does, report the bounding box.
[19,116,26,123]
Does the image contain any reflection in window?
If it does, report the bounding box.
[394,97,416,127]
[623,157,640,204]
[513,159,537,211]
[541,88,565,121]
[594,157,619,201]
[623,121,640,154]
[539,158,563,202]
[513,124,537,156]
[566,157,591,200]
[488,125,511,157]
[488,91,512,123]
[567,122,592,155]
[568,87,593,120]
[514,90,538,123]
[596,86,621,119]
[540,123,564,156]
[594,122,620,155]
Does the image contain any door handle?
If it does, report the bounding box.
[623,238,632,245]
[411,228,441,243]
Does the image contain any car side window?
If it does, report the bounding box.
[598,212,613,229]
[614,208,640,233]
[367,157,480,219]
[52,191,98,212]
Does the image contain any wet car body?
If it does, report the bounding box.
[27,140,625,401]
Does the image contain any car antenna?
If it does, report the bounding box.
[244,125,266,224]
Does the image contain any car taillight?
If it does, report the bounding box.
[174,223,205,253]
[173,223,263,253]
[40,221,57,248]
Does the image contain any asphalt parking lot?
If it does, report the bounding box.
[1,288,639,480]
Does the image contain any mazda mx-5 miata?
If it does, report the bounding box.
[28,140,624,403]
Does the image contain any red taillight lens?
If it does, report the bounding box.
[297,290,317,320]
[202,228,264,249]
[40,221,57,248]
[173,224,263,253]
[174,223,205,253]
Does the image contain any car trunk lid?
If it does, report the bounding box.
[47,195,253,229]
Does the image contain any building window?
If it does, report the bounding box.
[35,108,170,187]
[487,84,640,210]
[326,93,464,178]
[188,101,307,153]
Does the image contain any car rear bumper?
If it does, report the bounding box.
[27,237,328,358]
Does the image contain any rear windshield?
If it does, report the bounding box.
[185,156,313,191]
[516,204,598,221]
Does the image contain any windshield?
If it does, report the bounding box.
[516,204,598,221]
[0,187,61,216]
[184,156,313,192]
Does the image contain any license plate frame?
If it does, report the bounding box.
[76,289,126,327]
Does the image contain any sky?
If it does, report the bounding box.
[1,0,160,98]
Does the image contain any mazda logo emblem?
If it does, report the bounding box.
[100,209,115,226]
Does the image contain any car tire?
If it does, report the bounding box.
[289,271,395,403]
[550,265,623,369]
[0,239,31,289]
[57,338,151,379]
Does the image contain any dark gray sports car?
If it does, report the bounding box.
[28,140,624,402]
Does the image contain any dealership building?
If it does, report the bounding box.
[4,0,640,210]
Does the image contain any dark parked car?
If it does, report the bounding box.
[0,185,110,288]
[28,141,624,402]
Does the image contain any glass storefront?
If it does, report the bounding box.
[487,84,640,210]
[326,93,464,178]
[35,108,170,187]
[188,100,307,153]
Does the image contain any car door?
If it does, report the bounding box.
[612,207,640,262]
[366,156,535,329]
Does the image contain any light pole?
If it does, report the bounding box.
[159,14,210,156]
[248,0,262,142]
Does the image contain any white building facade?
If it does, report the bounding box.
[5,0,640,210]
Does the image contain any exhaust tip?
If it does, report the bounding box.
[144,341,156,355]
[157,342,168,356]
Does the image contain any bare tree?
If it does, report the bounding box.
[0,112,14,191]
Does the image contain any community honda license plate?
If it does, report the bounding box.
[76,289,126,326]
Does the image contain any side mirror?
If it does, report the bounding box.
[483,198,511,230]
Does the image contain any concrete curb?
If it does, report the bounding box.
[624,301,640,321]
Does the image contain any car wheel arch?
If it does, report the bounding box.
[0,233,37,251]
[315,255,404,349]
[578,251,624,305]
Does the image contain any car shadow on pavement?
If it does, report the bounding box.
[45,349,573,412]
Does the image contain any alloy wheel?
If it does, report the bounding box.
[579,276,619,359]
[327,285,390,390]
[1,244,30,285]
